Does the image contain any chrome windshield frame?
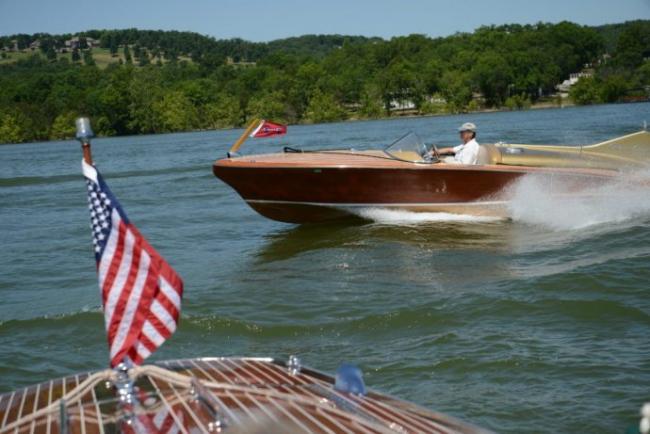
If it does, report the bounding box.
[383,132,438,164]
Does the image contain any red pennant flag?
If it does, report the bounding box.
[250,120,287,138]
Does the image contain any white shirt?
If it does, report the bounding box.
[452,138,480,165]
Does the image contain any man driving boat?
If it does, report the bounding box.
[437,122,480,164]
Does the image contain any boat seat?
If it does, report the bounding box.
[476,144,501,165]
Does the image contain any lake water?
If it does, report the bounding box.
[1,103,650,433]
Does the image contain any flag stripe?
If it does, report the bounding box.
[139,329,159,352]
[135,342,152,361]
[102,223,132,330]
[150,300,176,332]
[142,321,165,347]
[146,310,174,340]
[151,289,180,322]
[106,228,140,348]
[113,262,160,366]
[109,248,151,359]
[97,209,121,293]
[160,277,182,309]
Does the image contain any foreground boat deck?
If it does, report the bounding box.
[0,357,489,433]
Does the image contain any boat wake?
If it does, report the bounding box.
[353,208,503,225]
[508,169,650,231]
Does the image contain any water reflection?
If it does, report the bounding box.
[255,218,512,264]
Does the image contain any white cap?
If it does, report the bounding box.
[458,122,477,132]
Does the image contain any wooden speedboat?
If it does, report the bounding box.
[0,356,490,433]
[213,130,650,224]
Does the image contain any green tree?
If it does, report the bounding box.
[359,84,383,118]
[376,59,419,114]
[472,51,513,107]
[93,115,116,136]
[49,112,77,139]
[128,67,162,133]
[138,50,150,66]
[87,65,133,135]
[599,74,629,102]
[203,94,242,129]
[614,22,650,69]
[440,71,473,113]
[246,91,288,123]
[123,45,132,64]
[0,113,26,144]
[45,47,57,61]
[109,37,118,57]
[504,93,532,110]
[305,90,346,123]
[637,61,650,86]
[71,49,80,62]
[569,76,601,105]
[153,91,197,132]
[83,50,95,66]
[419,93,448,115]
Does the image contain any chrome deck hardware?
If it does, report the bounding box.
[287,355,302,375]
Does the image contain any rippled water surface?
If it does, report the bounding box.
[1,103,650,433]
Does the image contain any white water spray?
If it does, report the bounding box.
[507,169,650,230]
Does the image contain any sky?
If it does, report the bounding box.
[1,0,649,41]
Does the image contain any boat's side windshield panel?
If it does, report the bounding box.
[384,132,435,163]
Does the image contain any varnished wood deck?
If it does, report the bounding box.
[0,358,490,434]
[216,150,618,177]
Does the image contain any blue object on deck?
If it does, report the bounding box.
[334,363,367,396]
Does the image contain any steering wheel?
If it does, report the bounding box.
[424,143,441,162]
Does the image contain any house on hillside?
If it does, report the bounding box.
[64,37,100,50]
[5,40,20,52]
[225,56,256,67]
[555,71,593,96]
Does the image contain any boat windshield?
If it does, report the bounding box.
[384,132,437,163]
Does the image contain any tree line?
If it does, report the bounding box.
[0,21,648,143]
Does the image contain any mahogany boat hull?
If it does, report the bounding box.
[213,153,616,223]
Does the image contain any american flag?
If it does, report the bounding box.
[83,160,183,367]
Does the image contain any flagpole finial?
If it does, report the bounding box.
[75,117,95,165]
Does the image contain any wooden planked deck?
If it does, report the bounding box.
[0,357,490,434]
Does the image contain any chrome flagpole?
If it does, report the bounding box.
[75,117,95,165]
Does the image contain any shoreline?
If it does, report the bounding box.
[4,100,649,146]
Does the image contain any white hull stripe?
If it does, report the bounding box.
[246,199,508,208]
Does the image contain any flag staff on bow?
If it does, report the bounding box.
[228,118,259,157]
